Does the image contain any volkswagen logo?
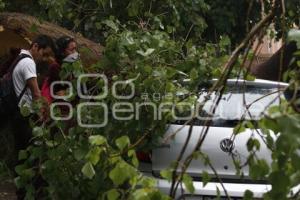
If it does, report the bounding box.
[220,138,235,153]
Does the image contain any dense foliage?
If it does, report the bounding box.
[0,0,300,200]
[1,0,264,45]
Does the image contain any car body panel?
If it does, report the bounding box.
[152,126,272,179]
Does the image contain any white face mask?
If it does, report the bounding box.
[63,51,80,63]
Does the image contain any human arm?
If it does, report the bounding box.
[26,77,41,101]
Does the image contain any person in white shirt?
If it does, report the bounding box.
[13,35,55,109]
[12,35,55,153]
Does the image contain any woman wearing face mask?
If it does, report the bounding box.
[41,36,80,103]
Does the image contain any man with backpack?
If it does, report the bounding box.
[14,35,55,109]
[0,34,56,154]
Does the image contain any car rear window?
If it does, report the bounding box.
[174,84,285,127]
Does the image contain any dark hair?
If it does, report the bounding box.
[30,35,56,52]
[56,36,75,63]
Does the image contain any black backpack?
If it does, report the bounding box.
[0,54,33,117]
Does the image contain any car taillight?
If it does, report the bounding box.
[137,151,152,163]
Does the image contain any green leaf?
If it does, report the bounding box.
[269,171,290,196]
[23,168,35,178]
[287,29,300,49]
[244,74,256,81]
[144,65,152,74]
[127,0,141,17]
[233,158,241,176]
[202,171,210,187]
[160,168,172,182]
[95,22,102,29]
[139,176,156,188]
[219,35,231,48]
[183,173,195,193]
[259,117,280,134]
[109,162,135,186]
[128,150,139,167]
[115,136,130,151]
[0,1,5,9]
[247,138,261,151]
[267,106,282,119]
[31,146,43,158]
[136,48,155,57]
[107,189,120,200]
[165,82,175,93]
[81,162,95,179]
[15,164,26,176]
[216,186,221,199]
[129,173,138,188]
[275,134,296,155]
[130,189,149,200]
[103,19,119,32]
[233,123,246,135]
[265,134,274,149]
[131,188,169,200]
[190,68,198,80]
[24,185,35,200]
[294,50,300,56]
[212,68,222,78]
[89,135,106,145]
[277,115,300,135]
[32,127,44,137]
[243,190,254,200]
[246,121,255,129]
[45,140,59,147]
[74,148,87,161]
[18,150,28,160]
[14,177,22,189]
[20,105,31,117]
[86,147,101,165]
[291,153,300,170]
[15,165,35,178]
[249,159,269,179]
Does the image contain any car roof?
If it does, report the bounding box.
[211,78,289,89]
[177,78,289,89]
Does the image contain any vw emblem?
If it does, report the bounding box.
[220,138,235,153]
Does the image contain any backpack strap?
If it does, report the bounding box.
[10,54,33,103]
[8,54,32,74]
[17,84,28,104]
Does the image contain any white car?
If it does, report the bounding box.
[140,79,289,199]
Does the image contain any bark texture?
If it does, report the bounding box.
[250,41,298,81]
[0,12,104,66]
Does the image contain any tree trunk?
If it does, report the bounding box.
[0,12,104,66]
[250,41,298,81]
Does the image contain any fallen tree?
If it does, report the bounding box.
[0,12,104,66]
[250,41,298,81]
